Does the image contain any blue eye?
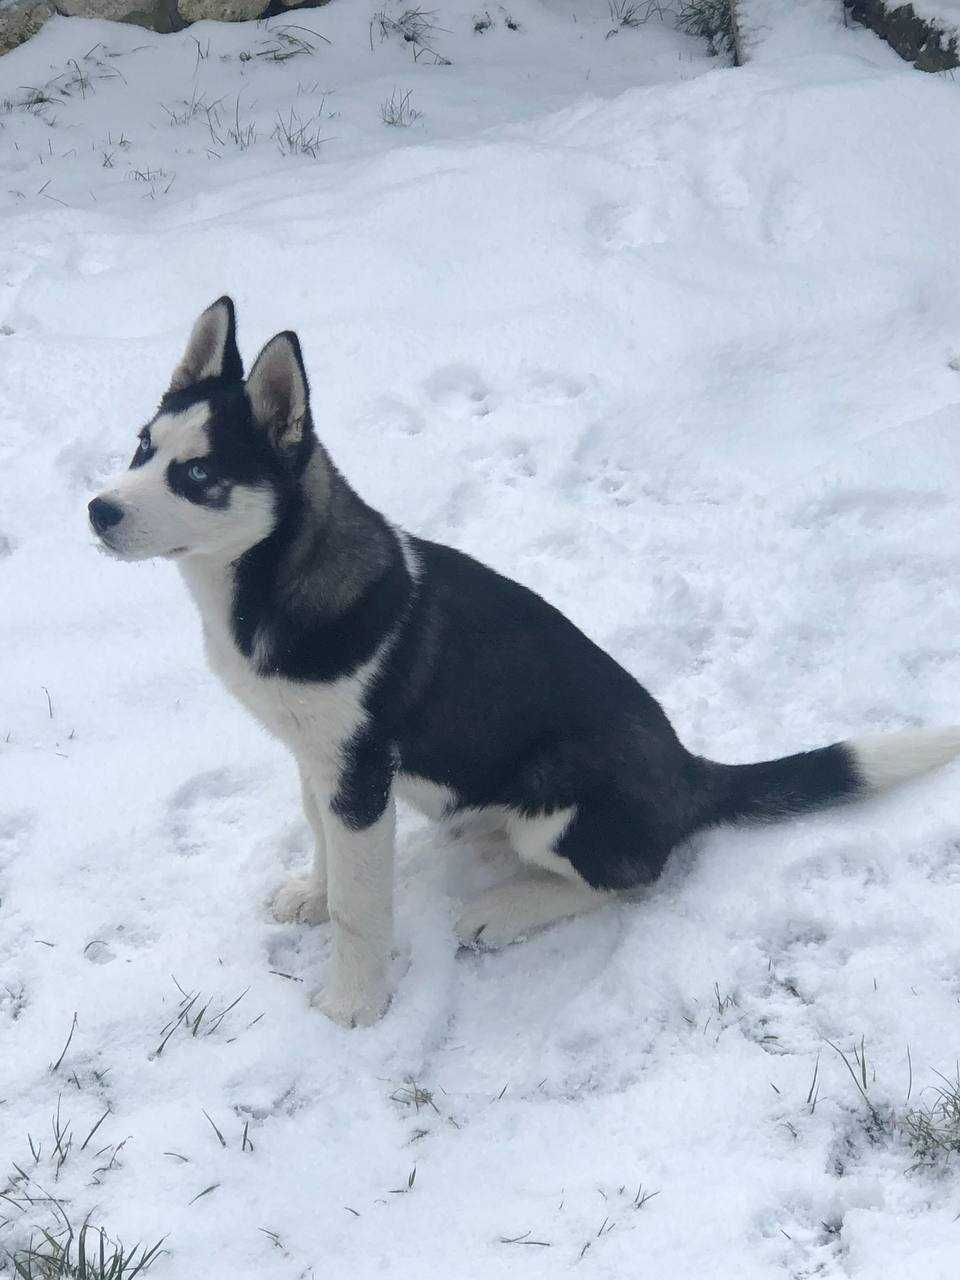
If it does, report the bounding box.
[188,463,209,484]
[139,435,151,452]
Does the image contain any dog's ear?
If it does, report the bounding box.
[245,331,313,457]
[168,297,243,393]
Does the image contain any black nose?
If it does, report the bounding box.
[88,497,124,535]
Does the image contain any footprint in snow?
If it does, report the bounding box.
[787,845,889,891]
[909,835,960,886]
[423,363,494,419]
[528,527,579,559]
[0,809,35,870]
[82,922,154,966]
[792,486,947,531]
[455,434,538,492]
[56,438,118,493]
[358,394,426,437]
[587,198,667,250]
[83,939,116,965]
[518,369,585,405]
[755,1197,845,1270]
[0,983,26,1022]
[763,177,822,247]
[266,933,303,970]
[265,930,326,988]
[165,767,259,859]
[565,455,635,508]
[497,436,536,484]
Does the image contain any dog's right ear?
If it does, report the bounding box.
[168,296,243,393]
[245,330,313,460]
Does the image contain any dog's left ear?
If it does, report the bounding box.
[245,331,313,457]
[168,296,243,393]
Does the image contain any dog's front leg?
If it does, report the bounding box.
[312,803,396,1027]
[271,763,330,924]
[309,745,397,1027]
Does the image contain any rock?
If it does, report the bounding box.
[844,0,959,73]
[55,0,178,29]
[177,0,265,22]
[0,0,53,55]
[56,0,182,31]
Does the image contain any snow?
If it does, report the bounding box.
[737,0,856,61]
[909,0,960,38]
[3,2,960,1276]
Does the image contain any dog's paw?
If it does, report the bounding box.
[455,876,603,949]
[455,899,527,950]
[271,875,329,925]
[309,982,391,1028]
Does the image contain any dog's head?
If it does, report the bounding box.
[89,297,315,562]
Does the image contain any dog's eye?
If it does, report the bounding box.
[139,434,151,453]
[188,463,209,484]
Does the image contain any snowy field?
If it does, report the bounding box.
[3,1,960,1276]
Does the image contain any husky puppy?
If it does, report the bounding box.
[89,298,960,1025]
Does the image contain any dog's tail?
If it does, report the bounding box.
[703,728,960,826]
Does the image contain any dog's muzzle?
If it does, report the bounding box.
[88,497,124,536]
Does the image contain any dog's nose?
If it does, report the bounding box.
[88,497,124,534]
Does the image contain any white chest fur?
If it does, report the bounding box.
[178,557,371,786]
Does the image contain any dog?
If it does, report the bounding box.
[89,297,960,1026]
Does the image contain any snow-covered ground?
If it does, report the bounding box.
[910,0,960,37]
[3,2,960,1276]
[738,0,865,60]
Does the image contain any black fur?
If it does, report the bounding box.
[360,538,864,885]
[212,296,244,386]
[332,731,396,831]
[711,744,860,825]
[232,524,411,682]
[130,432,155,469]
[227,467,865,878]
[166,458,232,508]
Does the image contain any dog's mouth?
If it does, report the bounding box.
[93,534,124,559]
[93,535,189,561]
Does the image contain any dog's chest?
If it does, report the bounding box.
[179,560,368,778]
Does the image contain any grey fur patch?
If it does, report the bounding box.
[274,450,397,618]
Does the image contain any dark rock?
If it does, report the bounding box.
[844,0,959,72]
[0,0,54,55]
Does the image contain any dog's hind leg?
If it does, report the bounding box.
[456,803,610,946]
[271,764,330,924]
[455,870,607,949]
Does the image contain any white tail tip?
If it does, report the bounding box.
[850,727,960,792]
